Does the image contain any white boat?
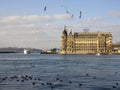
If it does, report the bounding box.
[96,53,100,56]
[24,49,31,54]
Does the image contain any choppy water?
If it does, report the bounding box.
[0,53,120,90]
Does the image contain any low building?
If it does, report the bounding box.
[59,26,112,55]
[112,43,120,54]
[41,48,60,54]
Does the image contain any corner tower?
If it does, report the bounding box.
[60,26,68,54]
[67,30,74,54]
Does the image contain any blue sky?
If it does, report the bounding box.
[0,0,120,49]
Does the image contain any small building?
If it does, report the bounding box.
[59,26,112,55]
[112,43,120,54]
[41,48,60,54]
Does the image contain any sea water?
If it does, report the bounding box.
[0,53,120,90]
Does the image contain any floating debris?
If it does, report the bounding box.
[32,82,35,86]
[69,81,72,84]
[112,86,116,88]
[79,83,82,86]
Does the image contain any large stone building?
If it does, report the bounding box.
[60,26,112,54]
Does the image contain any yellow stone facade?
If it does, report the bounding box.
[60,26,112,54]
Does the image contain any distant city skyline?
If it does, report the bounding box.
[0,0,120,49]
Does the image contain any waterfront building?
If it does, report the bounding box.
[112,43,120,54]
[60,26,112,54]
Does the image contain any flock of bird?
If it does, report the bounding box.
[43,4,82,19]
[0,72,120,89]
[0,74,83,89]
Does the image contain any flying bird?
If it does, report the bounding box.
[79,11,82,19]
[44,6,47,11]
[66,10,69,14]
[61,5,74,19]
[61,5,70,14]
[71,14,74,18]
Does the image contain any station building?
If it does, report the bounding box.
[60,26,112,54]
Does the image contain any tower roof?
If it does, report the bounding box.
[62,26,67,35]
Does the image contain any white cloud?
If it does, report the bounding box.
[0,14,72,24]
[53,14,71,20]
[0,14,120,48]
[89,23,120,29]
[0,19,63,48]
[82,17,103,23]
[109,11,120,17]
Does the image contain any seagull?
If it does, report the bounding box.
[79,11,82,19]
[44,6,47,11]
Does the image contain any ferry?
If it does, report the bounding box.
[24,49,31,54]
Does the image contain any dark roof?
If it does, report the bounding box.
[62,29,67,35]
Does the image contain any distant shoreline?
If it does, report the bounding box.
[0,51,16,53]
[0,47,42,53]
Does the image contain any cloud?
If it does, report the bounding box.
[0,22,120,48]
[108,11,120,17]
[66,23,120,31]
[0,14,120,48]
[0,19,63,48]
[89,23,120,29]
[82,17,103,23]
[0,14,72,24]
[53,14,71,20]
[0,14,71,32]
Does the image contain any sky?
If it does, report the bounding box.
[0,0,120,49]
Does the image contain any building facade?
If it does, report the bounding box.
[60,26,112,54]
